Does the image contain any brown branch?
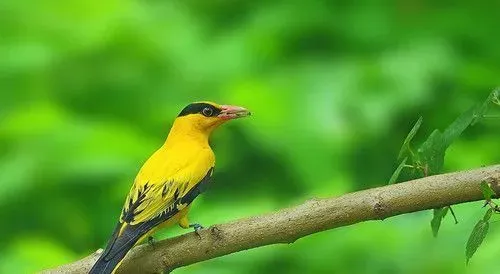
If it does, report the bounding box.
[42,165,500,274]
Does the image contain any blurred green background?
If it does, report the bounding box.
[1,1,499,273]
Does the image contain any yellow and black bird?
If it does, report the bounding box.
[89,102,250,274]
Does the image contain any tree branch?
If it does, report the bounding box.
[42,165,500,274]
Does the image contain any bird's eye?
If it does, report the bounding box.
[202,107,213,117]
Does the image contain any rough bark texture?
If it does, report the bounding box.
[42,165,500,274]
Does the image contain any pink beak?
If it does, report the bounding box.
[218,105,251,120]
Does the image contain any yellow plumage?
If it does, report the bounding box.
[122,133,215,226]
[90,102,250,274]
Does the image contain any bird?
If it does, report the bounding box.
[89,102,251,274]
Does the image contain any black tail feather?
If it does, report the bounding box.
[89,224,142,274]
[89,246,133,274]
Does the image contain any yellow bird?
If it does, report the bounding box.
[89,102,251,274]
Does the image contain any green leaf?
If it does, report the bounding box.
[418,102,485,176]
[465,219,489,265]
[483,208,493,222]
[388,157,408,184]
[472,92,494,125]
[417,130,446,176]
[472,88,500,125]
[431,207,449,237]
[480,181,496,201]
[492,88,500,106]
[442,106,476,148]
[398,117,423,160]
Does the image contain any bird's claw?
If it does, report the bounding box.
[189,223,204,238]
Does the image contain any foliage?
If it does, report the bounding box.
[394,90,498,182]
[465,209,492,265]
[480,181,496,202]
[389,90,499,263]
[397,117,423,161]
[431,208,449,238]
[388,157,407,185]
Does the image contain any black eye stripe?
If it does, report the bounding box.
[178,103,221,117]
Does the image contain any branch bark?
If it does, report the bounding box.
[42,165,500,274]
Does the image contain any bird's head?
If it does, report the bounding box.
[172,101,251,137]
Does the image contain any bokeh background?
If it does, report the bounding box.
[1,1,499,273]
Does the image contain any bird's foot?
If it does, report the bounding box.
[189,223,204,231]
[148,236,156,249]
[189,223,204,238]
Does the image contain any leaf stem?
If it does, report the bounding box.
[447,206,459,224]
